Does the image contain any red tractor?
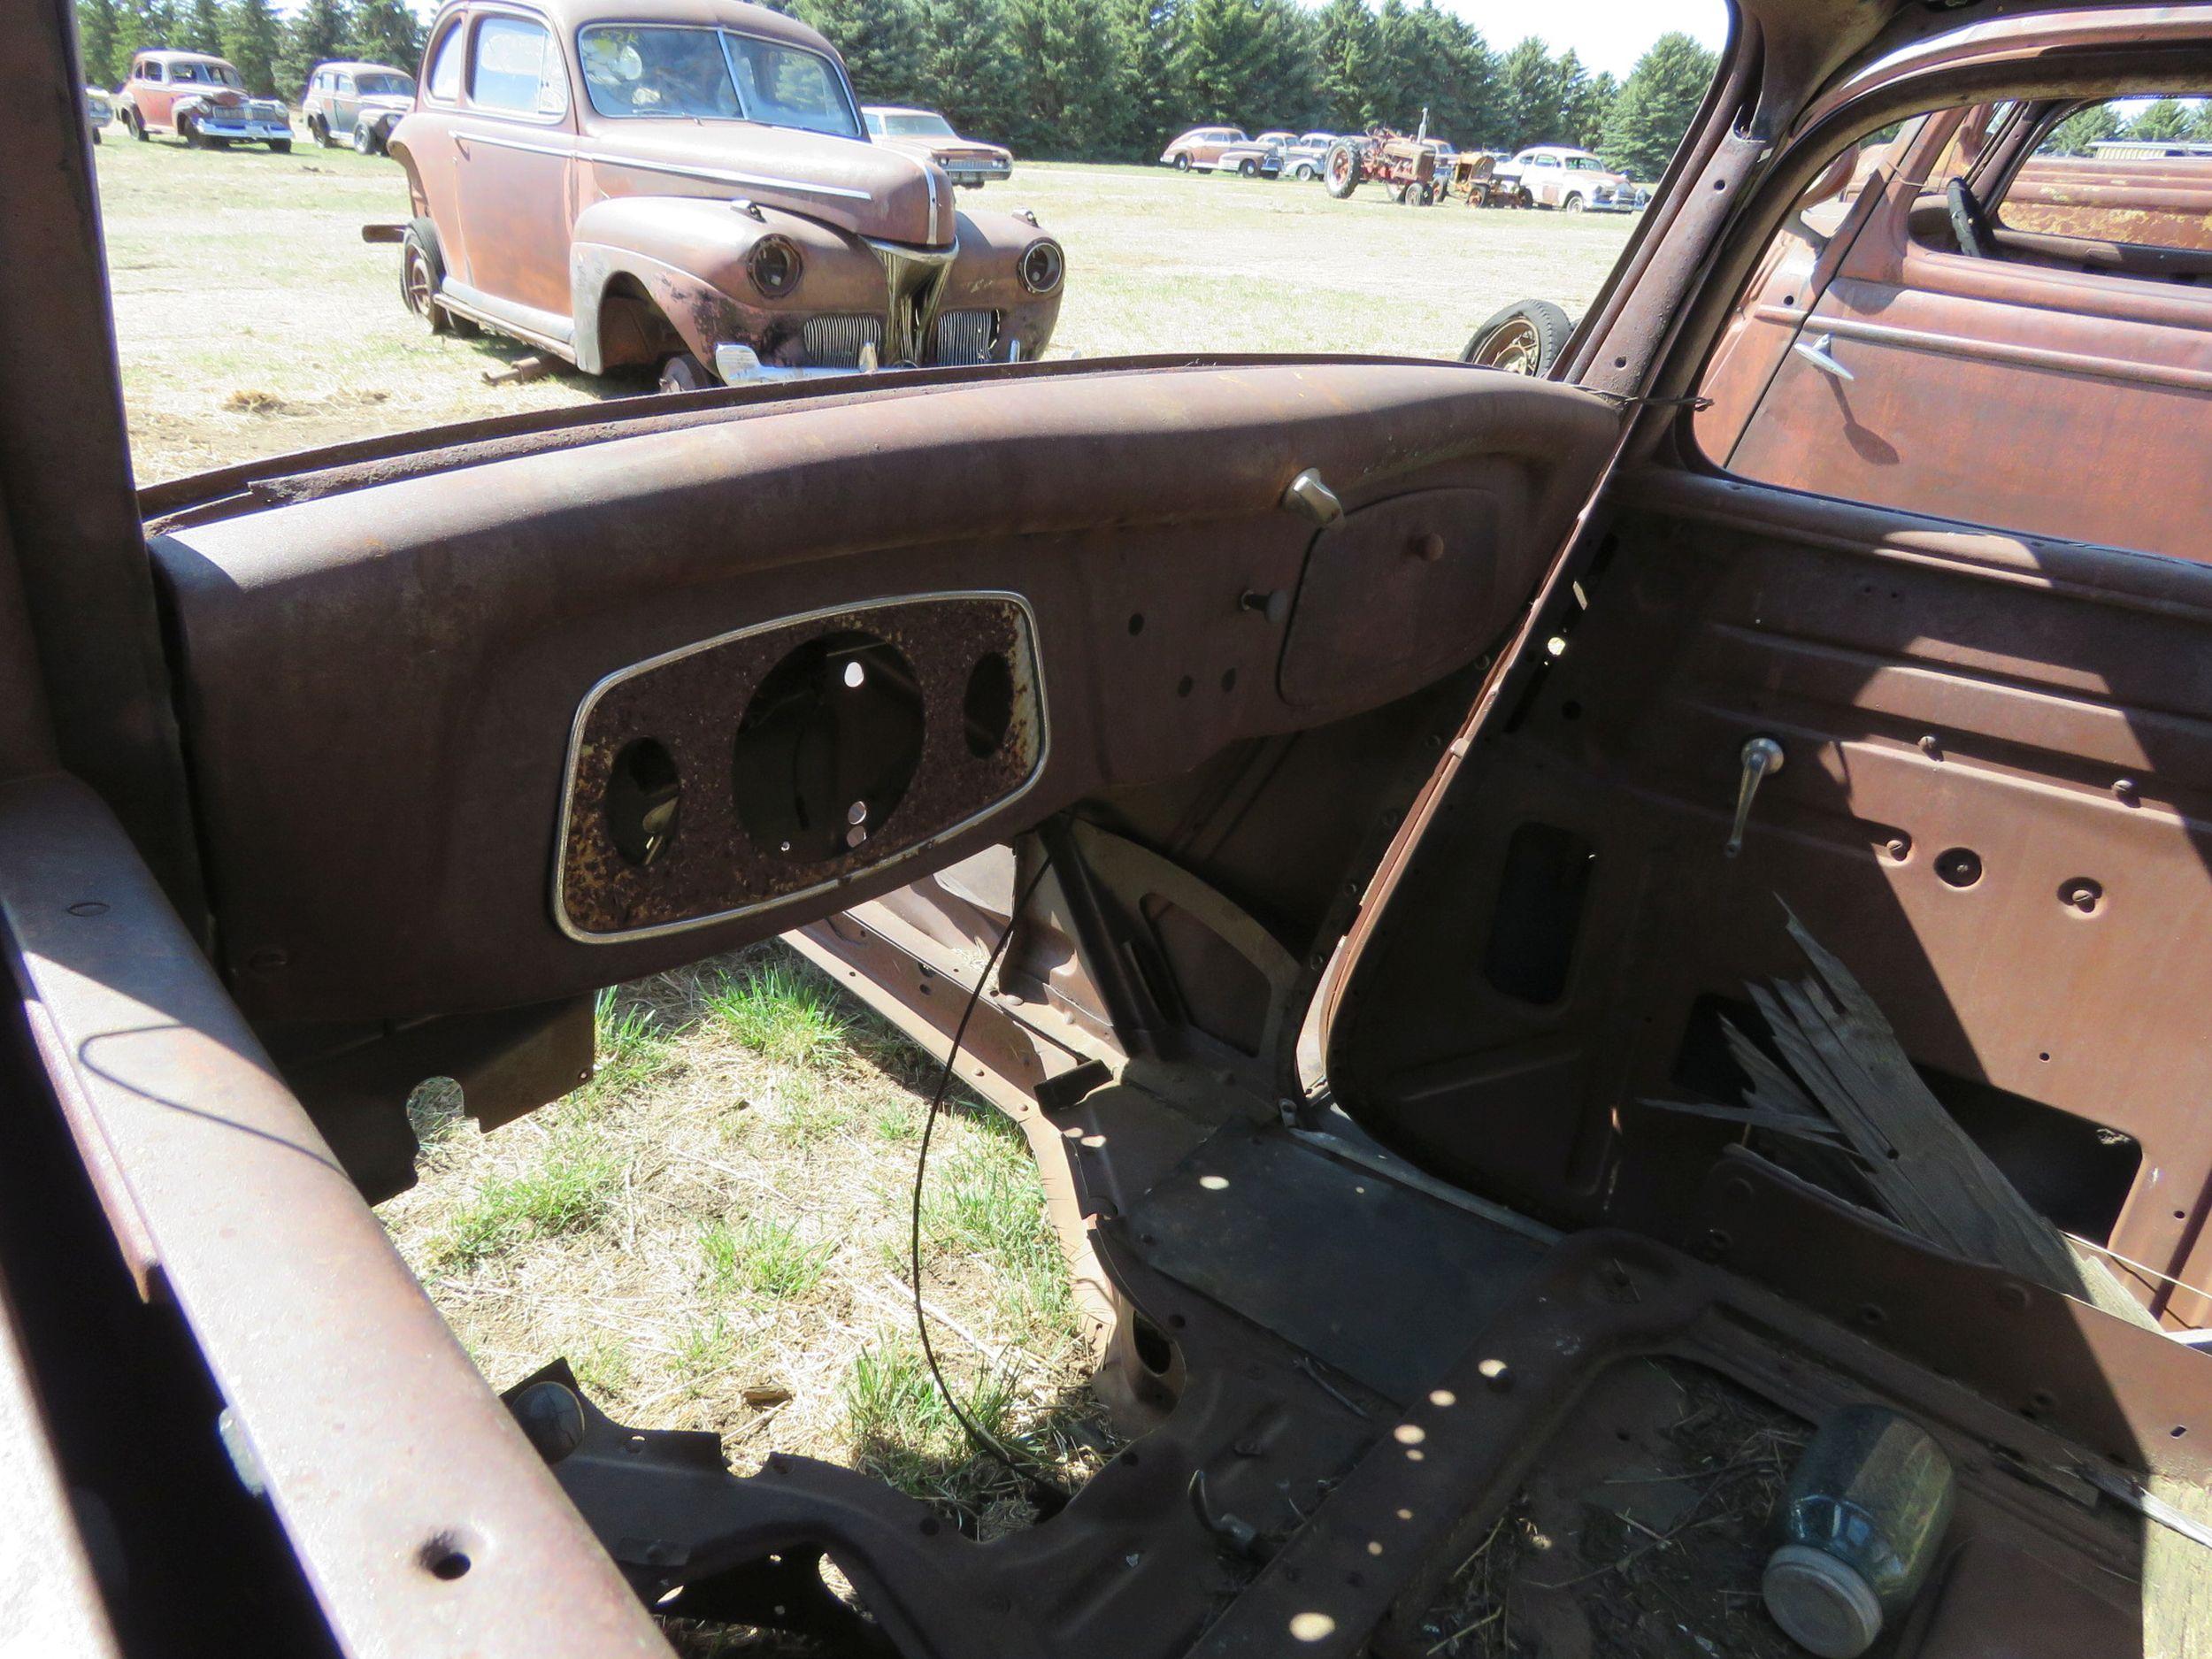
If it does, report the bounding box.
[1322,127,1441,204]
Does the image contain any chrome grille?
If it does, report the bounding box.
[801,313,884,369]
[933,309,1000,367]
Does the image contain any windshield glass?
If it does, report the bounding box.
[879,111,954,137]
[580,26,859,136]
[357,73,414,96]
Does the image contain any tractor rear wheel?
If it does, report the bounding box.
[1324,141,1361,199]
[1461,299,1574,377]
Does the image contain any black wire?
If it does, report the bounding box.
[908,846,1066,1505]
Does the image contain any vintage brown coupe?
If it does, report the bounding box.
[7,0,2212,1655]
[380,0,1062,388]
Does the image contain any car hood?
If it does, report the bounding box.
[580,120,955,248]
[360,95,413,112]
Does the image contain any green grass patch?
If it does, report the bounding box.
[703,955,854,1070]
[700,1213,835,1302]
[841,1337,1022,1501]
[426,1133,619,1270]
[588,985,680,1094]
[672,1315,743,1391]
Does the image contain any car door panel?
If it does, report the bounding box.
[1711,110,2212,562]
[150,362,1616,1025]
[1326,463,2212,1327]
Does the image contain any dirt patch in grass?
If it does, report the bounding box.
[380,942,1113,1540]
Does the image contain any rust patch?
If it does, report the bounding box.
[558,595,1040,937]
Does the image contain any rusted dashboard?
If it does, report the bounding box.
[148,362,1616,1024]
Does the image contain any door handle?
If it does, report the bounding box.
[1793,333,1855,381]
[1724,736,1786,859]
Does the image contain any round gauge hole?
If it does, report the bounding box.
[1176,675,1194,698]
[962,652,1015,757]
[604,738,681,867]
[732,631,924,864]
[1127,612,1145,635]
[1935,847,1983,888]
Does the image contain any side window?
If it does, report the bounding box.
[1696,96,2212,565]
[470,16,567,117]
[426,23,465,103]
[339,75,356,96]
[140,60,161,83]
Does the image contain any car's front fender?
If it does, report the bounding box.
[567,196,881,374]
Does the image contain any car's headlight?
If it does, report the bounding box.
[1019,239,1064,296]
[749,235,803,299]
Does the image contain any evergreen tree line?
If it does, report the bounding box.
[73,0,1717,180]
[787,0,1717,176]
[76,0,420,100]
[2045,97,2212,155]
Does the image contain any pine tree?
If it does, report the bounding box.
[914,0,1021,142]
[2041,102,2122,156]
[77,0,124,84]
[795,0,926,108]
[1110,0,1183,156]
[1406,5,1495,150]
[2124,97,2193,143]
[183,0,223,53]
[1600,31,1717,178]
[1171,0,1318,132]
[1310,0,1378,132]
[220,0,282,94]
[1496,36,1562,147]
[1002,0,1133,159]
[1567,68,1617,151]
[348,0,420,73]
[278,0,349,96]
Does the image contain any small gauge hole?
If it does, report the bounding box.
[1935,848,1983,888]
[1127,613,1145,635]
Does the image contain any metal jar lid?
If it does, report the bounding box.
[1763,1543,1886,1658]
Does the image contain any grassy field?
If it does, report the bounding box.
[93,131,1636,1550]
[95,134,1637,480]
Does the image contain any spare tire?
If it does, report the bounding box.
[1460,298,1574,377]
[1324,140,1363,199]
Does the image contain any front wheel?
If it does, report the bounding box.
[1563,194,1585,214]
[1173,154,1191,173]
[1413,181,1435,206]
[1237,157,1257,177]
[354,121,378,155]
[268,138,291,153]
[180,115,204,149]
[310,116,332,146]
[1292,163,1313,181]
[127,107,148,142]
[657,352,712,394]
[402,219,456,335]
[1461,299,1575,377]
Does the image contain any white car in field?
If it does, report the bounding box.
[1491,145,1642,212]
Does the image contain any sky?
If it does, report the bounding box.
[1424,0,1731,81]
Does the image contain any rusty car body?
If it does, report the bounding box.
[114,48,292,150]
[303,58,417,154]
[5,0,2212,1655]
[380,0,1062,388]
[862,105,1012,189]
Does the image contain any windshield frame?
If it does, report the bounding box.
[575,22,862,138]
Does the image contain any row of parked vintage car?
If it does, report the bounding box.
[85,44,1016,184]
[1160,124,1651,211]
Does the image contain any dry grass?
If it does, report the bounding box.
[380,944,1112,1533]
